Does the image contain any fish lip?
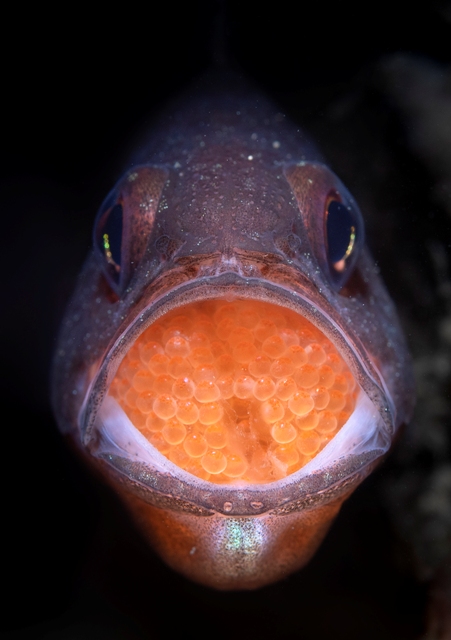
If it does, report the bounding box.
[95,447,383,517]
[78,271,395,515]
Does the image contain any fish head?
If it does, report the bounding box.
[52,88,414,589]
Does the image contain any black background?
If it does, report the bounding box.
[3,2,451,638]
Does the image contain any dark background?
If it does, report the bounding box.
[3,2,451,638]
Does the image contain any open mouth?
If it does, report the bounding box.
[99,297,359,484]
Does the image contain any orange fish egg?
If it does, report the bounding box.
[109,299,357,484]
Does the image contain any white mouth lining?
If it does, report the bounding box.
[95,388,389,487]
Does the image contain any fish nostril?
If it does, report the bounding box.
[108,298,358,484]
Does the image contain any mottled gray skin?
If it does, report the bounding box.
[52,75,414,589]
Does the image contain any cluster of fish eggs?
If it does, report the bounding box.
[110,299,358,483]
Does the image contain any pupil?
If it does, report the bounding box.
[326,200,356,266]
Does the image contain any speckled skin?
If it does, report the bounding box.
[52,75,414,589]
[121,487,349,590]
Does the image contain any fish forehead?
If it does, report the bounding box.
[134,81,318,166]
[132,85,319,255]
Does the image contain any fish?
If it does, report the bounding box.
[51,73,415,590]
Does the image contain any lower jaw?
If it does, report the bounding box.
[114,485,350,590]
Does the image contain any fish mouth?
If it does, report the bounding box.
[81,273,393,515]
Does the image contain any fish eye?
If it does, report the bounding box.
[95,202,124,284]
[92,165,169,297]
[283,163,365,294]
[326,199,356,267]
[94,193,124,290]
[324,193,364,290]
